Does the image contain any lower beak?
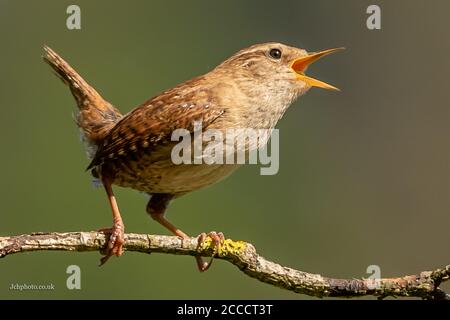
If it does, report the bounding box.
[291,47,344,91]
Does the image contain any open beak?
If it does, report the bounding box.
[291,47,344,91]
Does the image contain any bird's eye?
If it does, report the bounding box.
[269,48,282,59]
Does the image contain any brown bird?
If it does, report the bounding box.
[43,43,342,270]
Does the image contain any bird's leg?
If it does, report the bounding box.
[146,194,224,272]
[98,177,125,266]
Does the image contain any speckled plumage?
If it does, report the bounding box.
[82,43,311,195]
[44,42,339,267]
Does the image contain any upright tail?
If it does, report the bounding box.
[43,46,122,159]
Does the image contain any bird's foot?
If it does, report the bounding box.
[196,231,225,272]
[98,219,125,266]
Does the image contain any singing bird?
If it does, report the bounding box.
[43,43,342,270]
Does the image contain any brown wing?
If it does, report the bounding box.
[87,81,224,170]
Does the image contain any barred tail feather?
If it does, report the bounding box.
[43,46,122,159]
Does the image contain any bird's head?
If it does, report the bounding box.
[215,42,343,102]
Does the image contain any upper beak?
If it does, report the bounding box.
[291,47,344,91]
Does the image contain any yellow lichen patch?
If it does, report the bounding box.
[199,237,247,257]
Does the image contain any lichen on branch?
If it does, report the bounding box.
[0,231,448,300]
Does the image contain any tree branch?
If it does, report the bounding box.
[0,232,448,299]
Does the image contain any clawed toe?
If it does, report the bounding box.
[98,221,125,266]
[196,231,225,272]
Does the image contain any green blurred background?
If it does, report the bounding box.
[0,0,449,299]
